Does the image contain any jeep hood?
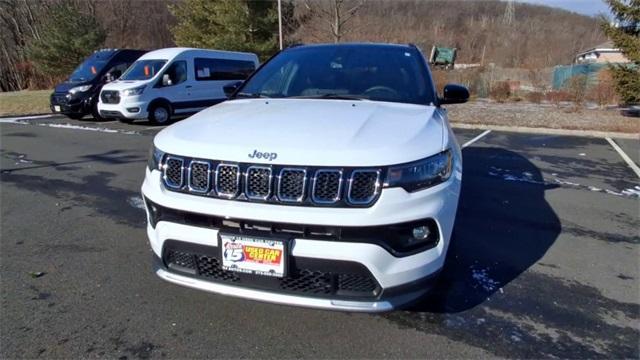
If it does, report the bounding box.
[154,99,445,167]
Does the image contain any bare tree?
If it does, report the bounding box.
[303,0,366,43]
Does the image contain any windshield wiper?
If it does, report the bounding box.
[235,92,269,99]
[289,93,367,101]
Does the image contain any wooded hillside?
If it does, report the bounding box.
[0,0,607,91]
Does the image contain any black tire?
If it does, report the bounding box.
[91,101,105,121]
[148,102,172,125]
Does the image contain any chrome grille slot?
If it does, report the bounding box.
[188,161,210,193]
[100,90,120,104]
[216,164,240,198]
[347,170,380,205]
[245,166,272,200]
[312,170,342,204]
[163,156,184,189]
[278,168,306,203]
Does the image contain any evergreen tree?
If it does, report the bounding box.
[27,1,106,79]
[600,0,640,104]
[169,0,279,59]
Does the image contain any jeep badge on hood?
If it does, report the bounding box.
[248,149,278,161]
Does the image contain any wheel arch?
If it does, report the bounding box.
[147,98,173,114]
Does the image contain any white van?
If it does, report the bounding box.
[98,47,259,124]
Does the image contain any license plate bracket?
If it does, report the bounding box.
[219,232,288,278]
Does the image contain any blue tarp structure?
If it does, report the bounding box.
[552,63,637,89]
[552,63,607,89]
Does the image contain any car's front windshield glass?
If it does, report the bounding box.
[120,60,167,81]
[68,51,114,82]
[238,45,435,105]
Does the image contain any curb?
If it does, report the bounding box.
[0,112,52,119]
[451,123,639,140]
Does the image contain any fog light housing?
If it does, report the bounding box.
[412,225,431,240]
[144,197,161,228]
[127,107,140,113]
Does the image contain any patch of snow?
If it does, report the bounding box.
[44,123,139,135]
[470,266,500,292]
[127,196,146,210]
[0,114,53,123]
[510,332,523,342]
[554,178,581,186]
[443,315,466,328]
[621,188,640,198]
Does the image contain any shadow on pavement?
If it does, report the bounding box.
[412,147,562,313]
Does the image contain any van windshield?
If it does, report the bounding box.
[120,60,167,81]
[238,45,435,105]
[68,51,115,82]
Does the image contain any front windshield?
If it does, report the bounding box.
[238,45,435,105]
[120,59,167,81]
[68,51,114,82]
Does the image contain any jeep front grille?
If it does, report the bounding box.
[278,168,306,203]
[188,161,210,193]
[348,170,381,205]
[163,156,184,188]
[216,164,240,198]
[245,166,272,200]
[159,155,382,207]
[312,170,342,204]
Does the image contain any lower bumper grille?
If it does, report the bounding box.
[162,240,381,299]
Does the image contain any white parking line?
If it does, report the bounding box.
[462,129,492,148]
[605,137,640,178]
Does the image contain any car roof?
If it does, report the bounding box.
[138,47,258,61]
[286,42,417,52]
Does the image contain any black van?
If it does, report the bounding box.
[50,49,146,120]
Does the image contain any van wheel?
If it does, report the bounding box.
[149,103,171,125]
[91,102,105,121]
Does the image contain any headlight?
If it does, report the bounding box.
[147,145,165,171]
[122,85,146,97]
[384,150,453,192]
[69,85,91,94]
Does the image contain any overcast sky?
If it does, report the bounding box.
[517,0,611,17]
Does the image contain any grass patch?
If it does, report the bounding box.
[0,90,52,117]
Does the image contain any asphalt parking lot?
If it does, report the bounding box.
[1,114,638,358]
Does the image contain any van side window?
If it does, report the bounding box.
[104,62,129,82]
[194,58,255,81]
[162,60,187,86]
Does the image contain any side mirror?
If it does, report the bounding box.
[440,84,469,105]
[223,81,243,97]
[162,74,172,87]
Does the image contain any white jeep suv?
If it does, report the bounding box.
[142,43,469,312]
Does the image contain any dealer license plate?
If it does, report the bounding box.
[53,106,61,112]
[220,233,286,278]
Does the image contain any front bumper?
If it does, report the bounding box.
[153,252,439,312]
[98,98,148,120]
[50,92,92,115]
[142,165,461,311]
